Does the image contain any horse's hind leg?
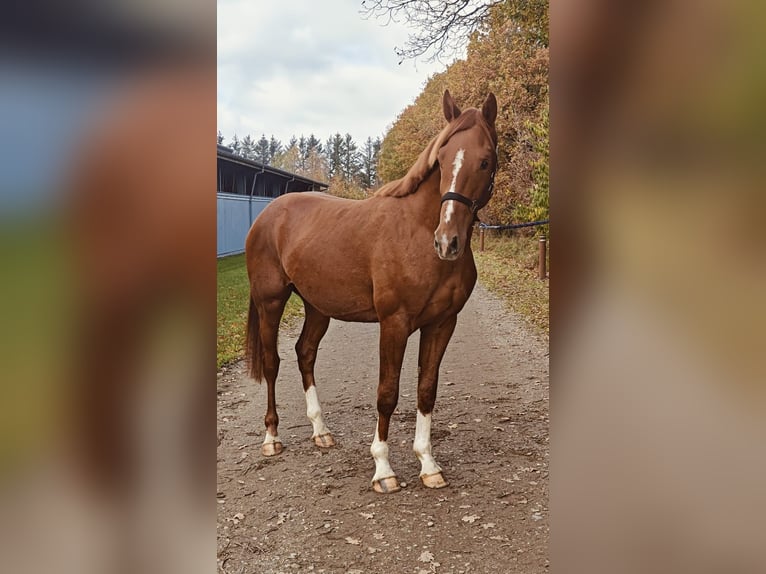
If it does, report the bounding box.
[257,290,291,456]
[414,315,457,489]
[295,300,334,448]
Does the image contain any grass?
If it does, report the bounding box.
[217,253,304,369]
[473,231,549,336]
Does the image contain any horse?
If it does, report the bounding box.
[245,90,498,493]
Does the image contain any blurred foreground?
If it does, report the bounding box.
[552,1,766,572]
[0,2,215,573]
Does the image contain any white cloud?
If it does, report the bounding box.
[217,0,454,146]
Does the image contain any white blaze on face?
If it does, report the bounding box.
[305,385,331,438]
[370,418,396,482]
[443,148,465,225]
[413,410,442,477]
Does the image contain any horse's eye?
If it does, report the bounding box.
[480,159,489,170]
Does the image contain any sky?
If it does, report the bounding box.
[217,0,457,147]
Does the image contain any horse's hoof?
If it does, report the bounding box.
[261,442,283,457]
[372,476,401,494]
[314,433,335,448]
[420,472,449,489]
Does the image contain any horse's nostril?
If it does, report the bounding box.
[434,238,439,251]
[448,236,459,254]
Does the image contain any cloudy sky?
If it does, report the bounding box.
[217,0,456,146]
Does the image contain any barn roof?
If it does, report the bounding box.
[217,144,328,190]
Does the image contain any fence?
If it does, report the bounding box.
[217,193,272,257]
[477,220,549,280]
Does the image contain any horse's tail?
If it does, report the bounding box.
[246,297,264,383]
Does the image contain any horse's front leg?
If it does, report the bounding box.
[370,315,411,494]
[414,314,458,488]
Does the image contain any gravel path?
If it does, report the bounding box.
[217,283,549,574]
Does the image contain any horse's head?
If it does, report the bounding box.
[433,90,498,261]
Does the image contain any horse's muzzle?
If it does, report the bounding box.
[434,233,461,261]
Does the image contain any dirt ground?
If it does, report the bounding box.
[217,284,549,574]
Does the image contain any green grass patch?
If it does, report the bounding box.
[474,232,549,336]
[217,253,304,369]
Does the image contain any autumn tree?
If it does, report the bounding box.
[377,2,548,226]
[272,141,300,173]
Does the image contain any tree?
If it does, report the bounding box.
[272,140,300,173]
[341,133,361,182]
[306,134,323,155]
[362,0,495,62]
[360,136,381,189]
[217,130,224,145]
[512,96,548,228]
[377,2,549,225]
[362,0,547,62]
[255,134,271,164]
[240,135,255,160]
[268,136,282,164]
[304,147,328,182]
[325,133,344,179]
[230,134,241,155]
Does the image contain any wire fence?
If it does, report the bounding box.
[477,220,549,279]
[478,219,549,231]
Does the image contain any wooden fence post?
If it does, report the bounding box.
[479,227,485,252]
[538,234,547,280]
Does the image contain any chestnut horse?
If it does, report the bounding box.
[245,90,498,493]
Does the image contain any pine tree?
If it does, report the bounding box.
[341,133,361,182]
[360,136,381,188]
[325,133,344,179]
[240,135,255,160]
[306,134,323,155]
[230,134,241,155]
[268,136,282,164]
[217,130,224,145]
[255,134,270,164]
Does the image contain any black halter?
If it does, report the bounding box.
[440,169,496,220]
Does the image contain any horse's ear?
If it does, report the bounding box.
[482,93,497,126]
[443,90,461,122]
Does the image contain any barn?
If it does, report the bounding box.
[217,144,328,257]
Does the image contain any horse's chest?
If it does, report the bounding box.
[415,269,475,325]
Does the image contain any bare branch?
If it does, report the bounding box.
[360,0,503,63]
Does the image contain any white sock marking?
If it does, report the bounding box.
[413,410,442,477]
[263,430,280,445]
[305,386,331,438]
[370,419,396,482]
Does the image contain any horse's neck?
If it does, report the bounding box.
[408,167,442,229]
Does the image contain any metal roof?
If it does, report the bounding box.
[217,144,328,190]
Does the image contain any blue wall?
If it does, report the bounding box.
[217,193,272,257]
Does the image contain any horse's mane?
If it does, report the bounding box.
[375,109,497,199]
